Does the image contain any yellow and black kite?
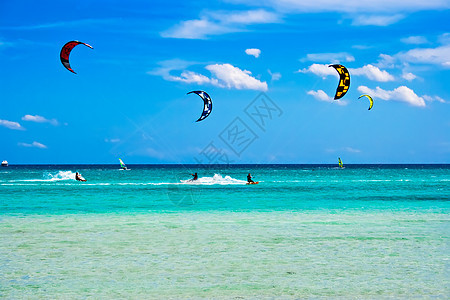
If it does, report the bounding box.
[329,64,350,100]
[358,94,374,110]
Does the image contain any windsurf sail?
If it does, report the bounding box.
[338,157,343,168]
[119,158,127,169]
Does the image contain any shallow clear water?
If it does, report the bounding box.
[1,165,449,298]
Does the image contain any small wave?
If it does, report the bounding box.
[180,174,248,185]
[9,170,77,183]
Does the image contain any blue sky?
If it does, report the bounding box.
[0,0,449,164]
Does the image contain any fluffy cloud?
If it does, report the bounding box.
[298,64,338,79]
[376,54,396,69]
[357,85,426,107]
[168,70,219,85]
[18,141,47,149]
[350,64,395,81]
[351,14,404,26]
[398,45,450,67]
[22,114,59,126]
[0,119,24,130]
[161,9,280,39]
[206,63,268,91]
[307,90,348,106]
[300,63,394,82]
[149,61,267,91]
[401,36,429,44]
[402,72,417,81]
[245,48,261,58]
[301,52,355,63]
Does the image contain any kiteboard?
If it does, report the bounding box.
[246,181,259,185]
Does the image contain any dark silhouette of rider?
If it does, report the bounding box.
[191,173,198,181]
[75,172,86,182]
[247,173,254,183]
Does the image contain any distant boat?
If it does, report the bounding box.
[119,158,128,170]
[1,160,8,167]
[338,157,344,168]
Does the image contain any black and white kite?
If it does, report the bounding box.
[187,90,213,122]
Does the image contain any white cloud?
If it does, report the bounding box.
[206,63,268,91]
[161,19,234,39]
[161,9,280,39]
[169,70,219,85]
[350,64,395,81]
[357,85,426,107]
[351,14,404,26]
[301,63,394,82]
[245,48,261,58]
[402,71,417,81]
[268,69,281,81]
[18,141,47,149]
[22,114,59,126]
[302,52,355,63]
[298,64,338,79]
[0,119,24,130]
[149,61,267,91]
[376,54,396,69]
[218,9,279,24]
[401,36,429,44]
[398,45,450,67]
[307,90,348,106]
[423,95,446,103]
[228,0,449,13]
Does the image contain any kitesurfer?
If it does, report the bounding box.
[191,173,198,181]
[247,173,254,183]
[75,172,86,182]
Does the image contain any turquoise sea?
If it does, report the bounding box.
[1,164,449,298]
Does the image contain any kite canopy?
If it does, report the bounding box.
[358,94,374,110]
[60,41,93,74]
[329,64,350,100]
[187,91,213,122]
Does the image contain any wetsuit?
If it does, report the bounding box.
[192,173,198,180]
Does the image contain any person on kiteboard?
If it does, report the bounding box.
[247,173,254,183]
[191,173,198,181]
[75,172,86,182]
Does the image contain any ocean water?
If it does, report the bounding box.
[0,164,449,298]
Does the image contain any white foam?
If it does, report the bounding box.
[12,170,78,182]
[180,174,248,185]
